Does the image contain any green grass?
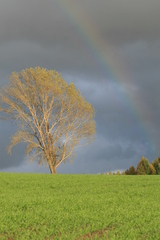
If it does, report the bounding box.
[0,173,160,239]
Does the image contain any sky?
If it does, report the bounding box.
[0,0,160,174]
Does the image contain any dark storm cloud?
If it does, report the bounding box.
[118,41,160,145]
[0,121,27,169]
[0,0,159,76]
[0,0,160,46]
[0,0,160,173]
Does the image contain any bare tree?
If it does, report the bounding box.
[0,67,96,173]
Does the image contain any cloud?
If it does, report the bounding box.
[0,0,160,46]
[0,121,26,169]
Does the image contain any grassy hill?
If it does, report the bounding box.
[0,173,160,239]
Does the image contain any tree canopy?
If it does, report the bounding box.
[136,156,151,175]
[0,67,96,173]
[151,157,160,175]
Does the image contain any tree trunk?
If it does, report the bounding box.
[48,162,57,174]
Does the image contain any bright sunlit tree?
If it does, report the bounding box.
[0,67,96,173]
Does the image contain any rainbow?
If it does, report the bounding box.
[54,0,157,157]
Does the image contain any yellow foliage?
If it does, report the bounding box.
[150,164,156,175]
[0,67,96,174]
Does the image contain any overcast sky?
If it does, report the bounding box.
[0,0,160,174]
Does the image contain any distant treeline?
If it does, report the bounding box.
[101,156,160,175]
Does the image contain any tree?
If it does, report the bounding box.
[152,157,160,175]
[136,156,150,175]
[128,166,137,175]
[0,67,96,174]
[125,169,129,175]
[149,164,156,175]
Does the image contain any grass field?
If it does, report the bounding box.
[0,173,160,240]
